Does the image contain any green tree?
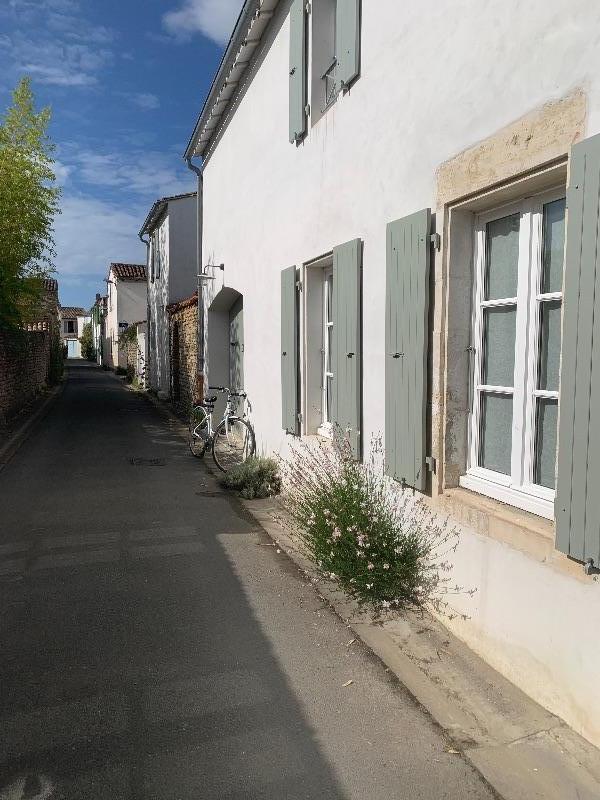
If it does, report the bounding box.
[79,321,95,361]
[0,77,60,327]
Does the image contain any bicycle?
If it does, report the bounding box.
[188,386,256,471]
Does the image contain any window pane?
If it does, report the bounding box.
[485,213,520,300]
[326,274,333,321]
[534,398,558,489]
[483,306,516,386]
[542,198,566,294]
[538,299,562,391]
[326,324,333,372]
[480,392,513,475]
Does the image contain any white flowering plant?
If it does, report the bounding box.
[280,431,464,614]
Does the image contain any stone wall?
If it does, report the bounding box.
[0,329,53,422]
[167,293,198,413]
[0,280,61,422]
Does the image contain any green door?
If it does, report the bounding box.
[229,296,244,393]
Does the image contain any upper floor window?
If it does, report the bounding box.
[64,320,75,334]
[311,0,337,123]
[290,0,360,139]
[462,189,566,518]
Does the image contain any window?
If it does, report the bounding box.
[302,254,334,436]
[311,0,337,122]
[65,320,75,334]
[320,267,334,434]
[462,189,565,518]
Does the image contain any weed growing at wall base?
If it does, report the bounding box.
[221,456,281,499]
[280,432,468,615]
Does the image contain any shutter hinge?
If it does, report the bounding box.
[305,1,311,14]
[304,103,310,117]
[430,233,441,251]
[425,456,436,474]
[296,279,303,291]
[297,411,303,423]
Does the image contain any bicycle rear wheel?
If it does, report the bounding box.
[188,406,209,458]
[212,416,255,472]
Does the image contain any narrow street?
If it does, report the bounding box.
[0,363,494,799]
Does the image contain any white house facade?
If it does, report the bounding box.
[140,192,197,399]
[185,0,600,748]
[59,307,90,359]
[104,263,147,369]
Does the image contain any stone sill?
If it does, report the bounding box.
[435,487,594,584]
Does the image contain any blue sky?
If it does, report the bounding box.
[0,0,244,309]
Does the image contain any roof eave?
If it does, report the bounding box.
[183,0,279,162]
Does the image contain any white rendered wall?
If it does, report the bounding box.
[168,195,197,304]
[114,280,146,369]
[200,0,600,744]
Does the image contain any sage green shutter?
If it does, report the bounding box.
[555,133,600,566]
[332,238,362,458]
[385,210,431,490]
[281,266,299,434]
[289,0,306,143]
[335,0,360,89]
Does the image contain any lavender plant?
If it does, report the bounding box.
[280,431,465,614]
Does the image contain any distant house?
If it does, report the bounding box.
[90,293,107,366]
[59,307,90,359]
[104,263,147,369]
[139,192,197,399]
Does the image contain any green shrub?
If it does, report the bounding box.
[280,432,463,614]
[79,321,95,360]
[221,456,281,499]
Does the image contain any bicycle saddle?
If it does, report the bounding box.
[204,395,218,404]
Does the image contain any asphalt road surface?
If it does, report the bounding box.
[0,362,495,799]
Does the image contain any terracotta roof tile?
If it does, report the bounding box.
[110,263,147,281]
[60,306,87,318]
[167,291,198,314]
[43,278,58,293]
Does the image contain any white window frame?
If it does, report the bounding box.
[318,266,334,437]
[461,186,565,519]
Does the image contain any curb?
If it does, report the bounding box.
[0,381,65,473]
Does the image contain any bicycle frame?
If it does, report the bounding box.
[197,386,247,447]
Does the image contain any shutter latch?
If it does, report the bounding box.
[584,558,600,575]
[425,456,436,474]
[430,233,441,251]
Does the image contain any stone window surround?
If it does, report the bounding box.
[427,90,589,579]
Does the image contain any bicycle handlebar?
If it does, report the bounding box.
[208,385,247,398]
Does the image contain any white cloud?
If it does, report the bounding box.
[163,0,243,46]
[53,194,146,282]
[130,92,160,111]
[0,2,115,88]
[61,145,194,198]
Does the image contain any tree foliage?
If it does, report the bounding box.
[0,77,60,327]
[79,321,95,361]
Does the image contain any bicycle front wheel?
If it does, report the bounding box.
[188,405,209,458]
[212,416,255,472]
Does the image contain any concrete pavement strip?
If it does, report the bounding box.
[0,382,64,473]
[143,389,600,800]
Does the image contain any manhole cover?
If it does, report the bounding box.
[129,457,166,466]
